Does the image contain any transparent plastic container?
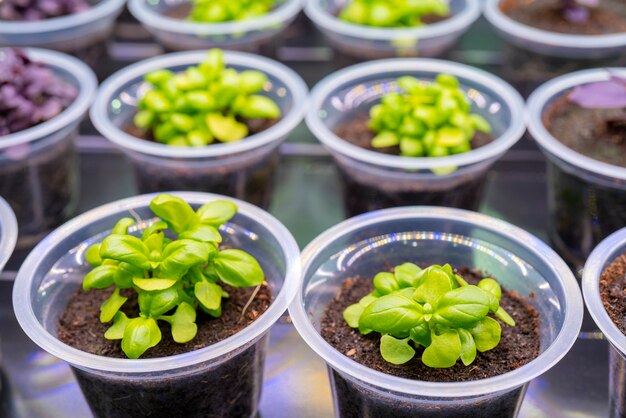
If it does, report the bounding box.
[526,68,626,269]
[0,196,18,273]
[12,192,301,418]
[90,50,308,210]
[484,0,626,59]
[305,0,481,59]
[290,206,583,418]
[0,48,97,249]
[129,0,304,51]
[583,228,626,418]
[306,58,525,217]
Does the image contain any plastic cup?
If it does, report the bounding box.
[90,50,308,210]
[0,48,97,249]
[583,228,626,418]
[305,0,480,59]
[526,68,626,269]
[306,58,525,217]
[290,206,583,418]
[129,0,304,51]
[0,196,18,273]
[12,191,301,418]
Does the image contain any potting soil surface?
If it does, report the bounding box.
[600,252,626,335]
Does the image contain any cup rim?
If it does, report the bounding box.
[12,192,301,374]
[305,58,525,170]
[128,0,304,35]
[289,206,583,398]
[0,48,97,149]
[90,50,309,159]
[526,67,626,182]
[305,0,480,41]
[0,196,18,273]
[0,0,125,34]
[484,0,626,50]
[583,228,626,354]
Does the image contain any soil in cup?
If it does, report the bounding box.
[599,251,626,334]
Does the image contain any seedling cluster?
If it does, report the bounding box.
[134,49,281,146]
[82,194,264,359]
[368,74,491,158]
[343,263,515,368]
[188,0,276,23]
[339,0,449,27]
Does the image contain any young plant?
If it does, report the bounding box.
[188,0,276,23]
[568,73,626,109]
[339,0,449,28]
[82,194,264,359]
[343,263,515,368]
[133,49,281,147]
[368,74,491,158]
[560,0,599,24]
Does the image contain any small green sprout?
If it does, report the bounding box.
[82,194,264,359]
[339,0,449,27]
[188,0,277,23]
[368,74,492,158]
[134,49,281,147]
[343,263,515,368]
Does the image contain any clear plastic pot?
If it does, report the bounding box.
[12,192,301,418]
[290,206,583,418]
[305,0,480,59]
[306,58,525,217]
[0,48,97,249]
[129,0,304,51]
[90,50,308,210]
[526,68,626,269]
[583,228,626,418]
[0,196,18,273]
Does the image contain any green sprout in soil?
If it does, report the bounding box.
[82,194,264,359]
[368,74,491,158]
[343,263,515,368]
[188,0,277,23]
[133,49,280,146]
[339,0,449,27]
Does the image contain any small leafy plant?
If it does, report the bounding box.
[343,263,515,368]
[82,194,264,359]
[188,0,276,23]
[368,74,491,158]
[133,49,281,146]
[568,73,626,109]
[560,0,599,24]
[339,0,449,27]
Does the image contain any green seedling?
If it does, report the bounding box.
[343,263,515,368]
[188,0,277,23]
[134,49,281,147]
[339,0,449,27]
[83,194,264,359]
[368,74,491,158]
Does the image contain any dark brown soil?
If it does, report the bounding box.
[600,252,626,334]
[543,94,626,168]
[58,282,272,358]
[321,266,540,382]
[500,0,626,35]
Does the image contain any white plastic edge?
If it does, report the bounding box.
[0,196,18,273]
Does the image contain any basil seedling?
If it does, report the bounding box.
[188,0,276,23]
[134,49,281,147]
[83,194,264,359]
[343,264,515,368]
[339,0,449,27]
[368,74,491,159]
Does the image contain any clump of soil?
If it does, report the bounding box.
[500,0,626,35]
[543,94,626,168]
[600,252,626,334]
[58,282,272,358]
[321,266,540,382]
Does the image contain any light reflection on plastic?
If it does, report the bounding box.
[220,224,258,241]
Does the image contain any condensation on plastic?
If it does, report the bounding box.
[0,196,18,273]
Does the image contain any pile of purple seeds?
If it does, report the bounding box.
[0,0,90,21]
[0,48,78,136]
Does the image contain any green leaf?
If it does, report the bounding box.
[343,303,364,328]
[214,249,264,287]
[83,265,117,290]
[115,262,144,289]
[394,262,422,288]
[202,304,222,318]
[413,266,454,304]
[469,316,502,352]
[359,293,423,335]
[358,293,379,307]
[141,221,168,241]
[104,311,130,340]
[373,272,399,295]
[195,280,223,310]
[112,218,135,235]
[237,95,281,119]
[196,200,237,227]
[133,278,177,291]
[100,288,128,323]
[458,328,477,366]
[495,306,516,327]
[380,335,415,365]
[478,278,502,301]
[421,330,461,368]
[85,244,102,267]
[161,302,197,343]
[206,113,248,142]
[121,317,162,359]
[100,234,150,270]
[432,286,492,327]
[179,224,222,244]
[158,239,211,278]
[149,194,199,234]
[143,232,165,254]
[139,288,179,317]
[409,322,431,347]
